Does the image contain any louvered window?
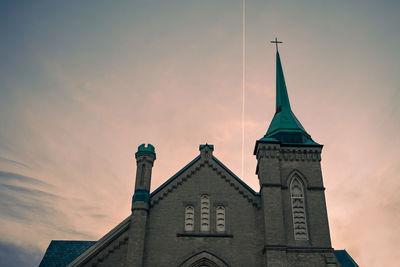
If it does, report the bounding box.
[290,177,308,240]
[184,205,194,231]
[216,206,225,232]
[200,195,210,232]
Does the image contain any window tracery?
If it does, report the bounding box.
[183,196,227,233]
[185,205,194,231]
[200,195,210,232]
[290,176,308,240]
[216,206,225,232]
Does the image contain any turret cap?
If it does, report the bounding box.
[135,144,156,159]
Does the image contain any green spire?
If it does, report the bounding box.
[275,51,291,113]
[262,51,319,145]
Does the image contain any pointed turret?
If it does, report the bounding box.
[260,50,319,146]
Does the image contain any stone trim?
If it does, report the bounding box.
[287,246,333,252]
[307,186,325,191]
[213,201,228,207]
[150,163,202,207]
[150,160,261,209]
[182,201,197,207]
[91,234,128,266]
[285,170,310,188]
[205,161,261,209]
[177,233,233,238]
[286,247,334,253]
[68,216,130,266]
[263,245,334,253]
[256,145,322,162]
[179,251,229,267]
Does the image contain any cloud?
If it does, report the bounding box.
[0,240,42,267]
[0,170,58,223]
[1,183,57,199]
[0,157,30,169]
[0,170,96,254]
[0,177,60,223]
[0,171,48,187]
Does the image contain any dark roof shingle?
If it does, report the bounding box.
[39,240,95,267]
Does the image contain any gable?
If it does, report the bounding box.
[142,146,265,266]
[149,148,260,209]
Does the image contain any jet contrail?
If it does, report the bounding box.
[241,0,246,178]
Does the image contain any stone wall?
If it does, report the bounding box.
[143,158,264,267]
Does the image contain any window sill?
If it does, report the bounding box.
[177,232,233,238]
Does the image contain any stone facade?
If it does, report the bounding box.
[67,141,340,267]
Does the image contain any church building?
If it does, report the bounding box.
[39,48,358,266]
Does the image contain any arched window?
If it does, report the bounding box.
[290,176,308,240]
[180,251,228,267]
[200,195,210,232]
[185,206,194,232]
[216,206,225,232]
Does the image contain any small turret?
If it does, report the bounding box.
[127,143,156,266]
[132,144,156,211]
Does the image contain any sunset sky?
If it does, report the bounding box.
[1,1,399,266]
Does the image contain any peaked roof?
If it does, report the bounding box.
[334,250,359,267]
[150,154,258,199]
[39,240,95,267]
[260,51,320,146]
[149,148,260,209]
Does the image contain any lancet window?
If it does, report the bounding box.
[216,206,225,232]
[184,205,195,232]
[200,195,210,232]
[290,176,308,240]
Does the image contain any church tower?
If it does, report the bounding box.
[255,44,338,266]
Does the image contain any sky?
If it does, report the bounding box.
[0,1,399,266]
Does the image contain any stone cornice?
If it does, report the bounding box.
[263,245,334,253]
[261,184,325,191]
[256,145,322,162]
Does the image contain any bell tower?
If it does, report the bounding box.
[255,41,338,266]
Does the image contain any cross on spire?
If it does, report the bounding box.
[271,37,283,51]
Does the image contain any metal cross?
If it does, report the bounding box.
[271,37,283,51]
